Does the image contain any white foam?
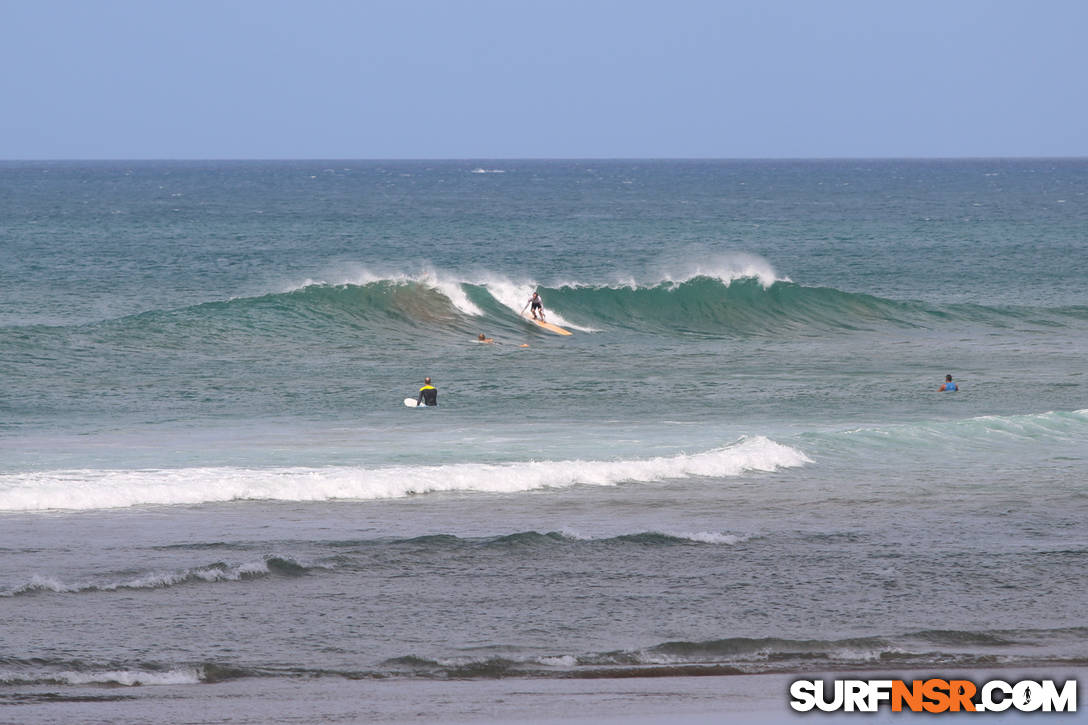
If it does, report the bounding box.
[286,264,484,316]
[0,437,811,512]
[650,252,788,289]
[468,273,595,331]
[547,253,787,291]
[556,529,747,544]
[4,560,276,596]
[673,531,747,545]
[56,667,203,686]
[13,574,67,594]
[407,265,483,316]
[276,255,791,330]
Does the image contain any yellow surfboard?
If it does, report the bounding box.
[526,316,573,336]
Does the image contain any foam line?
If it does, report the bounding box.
[0,437,810,512]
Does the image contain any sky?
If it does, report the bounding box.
[1,0,1086,159]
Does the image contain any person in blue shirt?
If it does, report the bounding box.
[939,374,958,392]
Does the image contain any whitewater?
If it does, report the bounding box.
[0,436,811,512]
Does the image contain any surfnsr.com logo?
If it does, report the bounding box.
[789,678,1077,713]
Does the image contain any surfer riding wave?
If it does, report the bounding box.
[526,291,545,321]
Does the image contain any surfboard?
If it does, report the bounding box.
[403,397,420,408]
[525,316,572,336]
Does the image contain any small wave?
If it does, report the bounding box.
[658,530,747,545]
[376,530,749,551]
[380,654,745,679]
[51,668,203,687]
[378,628,1088,679]
[640,636,891,661]
[488,531,570,547]
[0,665,204,687]
[2,556,311,596]
[908,630,1021,646]
[8,627,1080,688]
[554,529,749,546]
[0,437,810,512]
[606,531,739,546]
[803,409,1088,455]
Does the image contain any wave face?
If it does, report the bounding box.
[544,277,923,334]
[8,265,1088,345]
[0,436,809,512]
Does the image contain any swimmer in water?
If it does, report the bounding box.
[938,374,958,392]
[416,377,438,406]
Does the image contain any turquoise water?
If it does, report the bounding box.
[1,160,1086,718]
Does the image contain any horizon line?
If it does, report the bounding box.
[2,155,1087,163]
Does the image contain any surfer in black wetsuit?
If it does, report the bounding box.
[417,377,438,406]
[527,291,545,321]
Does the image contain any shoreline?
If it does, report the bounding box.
[4,667,1083,725]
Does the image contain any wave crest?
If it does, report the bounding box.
[3,556,312,597]
[16,258,1087,338]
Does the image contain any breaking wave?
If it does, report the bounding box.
[2,556,311,597]
[11,260,1085,342]
[0,436,808,512]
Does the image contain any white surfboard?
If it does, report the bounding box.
[404,397,420,408]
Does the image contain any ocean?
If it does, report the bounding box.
[1,159,1086,723]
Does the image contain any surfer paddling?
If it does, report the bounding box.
[938,374,958,392]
